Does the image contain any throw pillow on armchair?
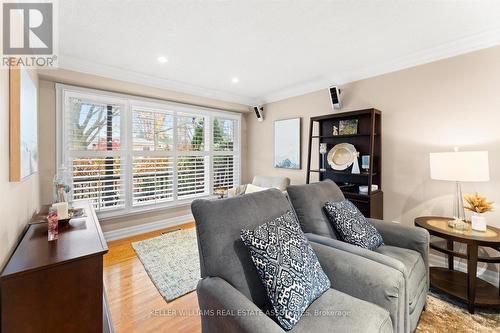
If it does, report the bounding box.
[324,200,384,251]
[241,210,331,330]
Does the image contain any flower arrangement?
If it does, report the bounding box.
[464,193,494,214]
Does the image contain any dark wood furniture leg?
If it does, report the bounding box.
[466,243,478,314]
[447,239,454,270]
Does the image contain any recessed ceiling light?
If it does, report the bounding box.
[157,56,168,63]
[231,77,239,84]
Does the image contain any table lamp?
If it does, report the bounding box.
[429,150,489,227]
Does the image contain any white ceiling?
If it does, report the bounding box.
[58,0,500,105]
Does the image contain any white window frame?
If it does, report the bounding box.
[56,84,241,219]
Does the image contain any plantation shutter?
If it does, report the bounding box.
[177,156,208,198]
[131,108,174,206]
[212,117,239,193]
[66,97,125,211]
[176,114,209,199]
[132,157,174,206]
[213,155,237,190]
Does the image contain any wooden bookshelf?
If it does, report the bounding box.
[306,108,383,219]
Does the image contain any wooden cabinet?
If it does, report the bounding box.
[0,204,113,333]
[306,108,383,219]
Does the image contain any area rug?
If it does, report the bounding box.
[416,289,500,333]
[132,228,200,302]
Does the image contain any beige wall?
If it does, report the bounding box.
[38,69,249,232]
[246,45,500,228]
[0,69,40,267]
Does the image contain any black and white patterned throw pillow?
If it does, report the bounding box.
[241,211,331,330]
[324,200,384,250]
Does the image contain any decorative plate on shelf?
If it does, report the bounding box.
[327,143,358,170]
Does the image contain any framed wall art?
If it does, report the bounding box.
[10,65,38,181]
[274,117,301,169]
[338,119,358,135]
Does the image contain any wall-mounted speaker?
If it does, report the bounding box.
[253,105,264,122]
[329,86,341,109]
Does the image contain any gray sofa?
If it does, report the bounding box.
[287,180,430,333]
[192,189,402,333]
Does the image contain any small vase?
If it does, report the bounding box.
[471,213,487,232]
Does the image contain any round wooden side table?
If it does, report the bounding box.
[415,216,500,313]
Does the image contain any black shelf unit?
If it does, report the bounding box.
[306,108,383,219]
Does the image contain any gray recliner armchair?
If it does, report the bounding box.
[192,189,404,333]
[287,180,430,333]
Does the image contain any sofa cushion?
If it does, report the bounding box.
[253,175,291,191]
[287,180,344,238]
[241,211,331,330]
[375,245,426,312]
[245,183,267,194]
[289,289,392,333]
[192,189,293,308]
[324,200,384,250]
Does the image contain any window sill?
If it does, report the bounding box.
[96,195,218,221]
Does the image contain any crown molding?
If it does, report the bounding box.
[261,28,500,104]
[58,55,258,106]
[58,28,500,107]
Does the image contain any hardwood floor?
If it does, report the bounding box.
[103,223,201,333]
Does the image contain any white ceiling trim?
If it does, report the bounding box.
[260,28,500,104]
[58,55,259,106]
[59,27,500,107]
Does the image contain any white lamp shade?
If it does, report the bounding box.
[429,151,489,182]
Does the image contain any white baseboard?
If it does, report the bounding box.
[103,214,194,241]
[429,253,499,287]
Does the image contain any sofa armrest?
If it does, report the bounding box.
[306,233,407,274]
[368,219,430,277]
[197,277,284,333]
[310,242,406,333]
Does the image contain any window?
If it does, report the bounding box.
[131,107,175,207]
[64,95,125,212]
[213,117,238,192]
[58,85,241,217]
